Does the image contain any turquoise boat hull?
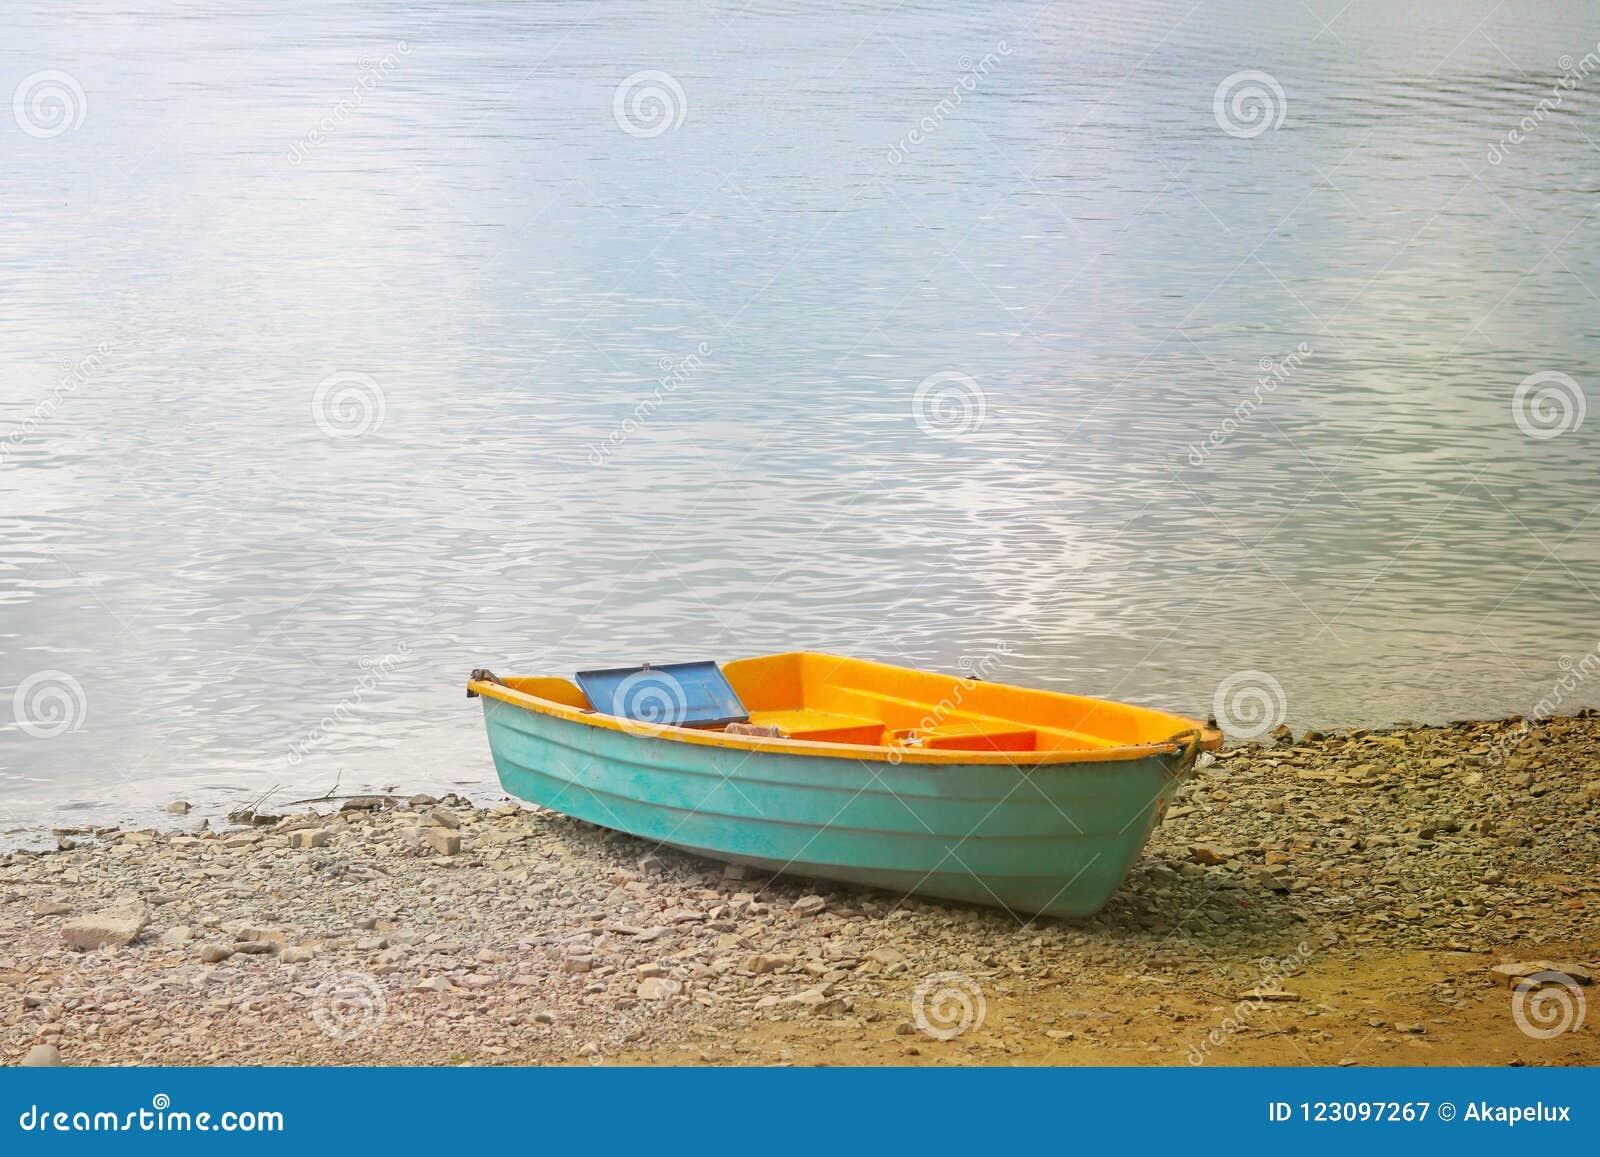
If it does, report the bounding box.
[479,697,1184,919]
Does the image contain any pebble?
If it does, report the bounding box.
[21,1044,63,1067]
[199,944,233,964]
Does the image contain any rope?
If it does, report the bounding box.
[466,668,509,699]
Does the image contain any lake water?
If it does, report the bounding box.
[3,0,1599,840]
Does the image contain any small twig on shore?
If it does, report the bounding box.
[277,792,406,807]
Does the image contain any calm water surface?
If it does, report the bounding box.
[3,1,1599,838]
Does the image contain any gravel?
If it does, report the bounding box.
[2,714,1596,1066]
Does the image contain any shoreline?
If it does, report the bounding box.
[3,714,1597,1067]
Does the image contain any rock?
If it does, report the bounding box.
[62,908,148,951]
[290,829,330,849]
[199,944,234,964]
[1269,724,1294,743]
[341,796,388,811]
[278,946,316,964]
[790,895,827,917]
[866,947,904,965]
[21,1044,63,1067]
[743,953,795,974]
[561,955,593,974]
[407,794,439,807]
[1393,1022,1426,1034]
[231,940,275,955]
[637,977,682,1000]
[1490,961,1594,988]
[427,808,461,830]
[32,900,71,916]
[636,963,669,978]
[1190,843,1233,866]
[415,977,451,992]
[1238,988,1300,1002]
[426,830,461,857]
[166,800,191,814]
[161,926,195,945]
[894,1021,916,1035]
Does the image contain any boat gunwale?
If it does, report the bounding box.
[469,655,1221,767]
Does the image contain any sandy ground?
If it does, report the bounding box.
[3,714,1597,1067]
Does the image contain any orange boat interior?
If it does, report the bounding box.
[491,651,1215,757]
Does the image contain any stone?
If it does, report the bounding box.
[636,963,670,978]
[637,977,682,1000]
[790,895,827,917]
[1190,843,1233,866]
[1238,988,1300,1002]
[278,946,316,964]
[866,947,904,965]
[290,829,330,849]
[427,808,461,830]
[161,926,195,945]
[415,976,451,992]
[561,955,593,974]
[32,900,71,916]
[199,944,234,964]
[231,940,275,955]
[743,953,795,974]
[1490,961,1594,988]
[21,1044,63,1067]
[166,800,191,814]
[62,908,148,951]
[341,796,388,811]
[426,830,461,857]
[1393,1022,1426,1034]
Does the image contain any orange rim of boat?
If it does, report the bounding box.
[467,676,1223,768]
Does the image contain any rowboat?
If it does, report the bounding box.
[467,652,1220,918]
